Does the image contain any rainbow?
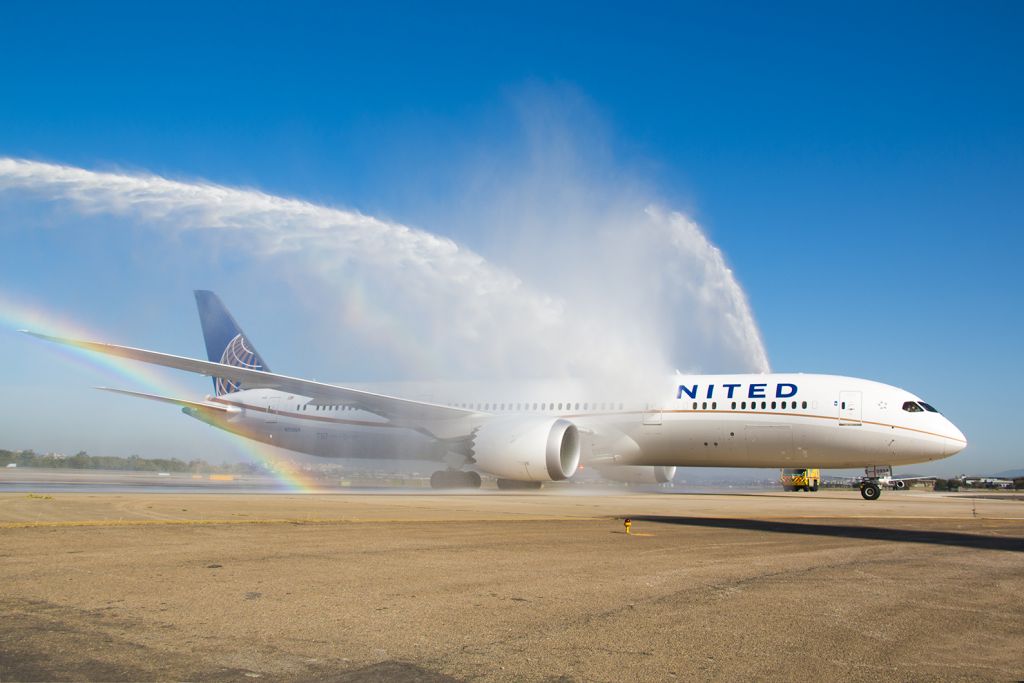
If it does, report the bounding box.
[1,290,325,492]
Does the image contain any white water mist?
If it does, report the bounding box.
[0,156,769,387]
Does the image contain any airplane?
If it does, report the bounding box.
[879,474,935,490]
[850,466,938,490]
[23,291,968,500]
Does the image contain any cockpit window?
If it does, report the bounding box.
[902,401,923,413]
[918,402,939,413]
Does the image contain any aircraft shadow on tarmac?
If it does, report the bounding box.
[630,516,1024,553]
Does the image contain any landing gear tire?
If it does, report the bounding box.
[496,479,543,491]
[810,484,819,492]
[860,482,881,500]
[430,470,482,489]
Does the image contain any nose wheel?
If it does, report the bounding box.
[859,465,889,501]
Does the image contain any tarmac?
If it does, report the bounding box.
[1,486,1022,681]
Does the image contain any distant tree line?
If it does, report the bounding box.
[0,449,263,475]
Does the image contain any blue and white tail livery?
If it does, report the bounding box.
[193,290,270,396]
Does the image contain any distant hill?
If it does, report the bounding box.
[992,469,1024,479]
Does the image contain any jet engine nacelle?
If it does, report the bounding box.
[597,465,677,485]
[471,417,581,482]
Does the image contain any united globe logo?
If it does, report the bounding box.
[216,333,263,395]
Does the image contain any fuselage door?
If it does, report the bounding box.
[642,403,663,426]
[264,393,279,423]
[838,391,862,426]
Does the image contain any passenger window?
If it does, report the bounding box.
[802,401,807,409]
[702,401,707,410]
[731,402,736,410]
[741,401,747,409]
[558,403,563,410]
[575,403,580,411]
[712,402,717,409]
[771,401,776,409]
[902,401,924,413]
[692,402,697,410]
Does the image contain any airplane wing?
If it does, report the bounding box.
[23,331,474,423]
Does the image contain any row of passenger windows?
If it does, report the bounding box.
[294,399,935,415]
[295,402,626,414]
[692,400,809,411]
[290,397,937,413]
[296,401,817,414]
[297,404,357,412]
[446,402,625,412]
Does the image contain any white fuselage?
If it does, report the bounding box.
[191,373,967,470]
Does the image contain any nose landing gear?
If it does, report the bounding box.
[859,481,881,500]
[859,465,890,500]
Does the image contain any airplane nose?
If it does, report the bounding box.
[944,421,967,456]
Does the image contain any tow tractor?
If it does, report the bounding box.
[858,465,891,500]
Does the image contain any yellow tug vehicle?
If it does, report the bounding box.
[781,468,820,492]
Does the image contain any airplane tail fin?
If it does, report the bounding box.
[194,290,270,396]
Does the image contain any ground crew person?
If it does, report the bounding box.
[624,518,632,535]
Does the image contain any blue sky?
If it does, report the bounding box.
[0,2,1021,474]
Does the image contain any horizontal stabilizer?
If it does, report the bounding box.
[96,387,237,414]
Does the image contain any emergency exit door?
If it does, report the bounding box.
[838,391,862,426]
[642,404,663,426]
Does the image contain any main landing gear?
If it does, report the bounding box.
[859,465,890,501]
[429,470,482,489]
